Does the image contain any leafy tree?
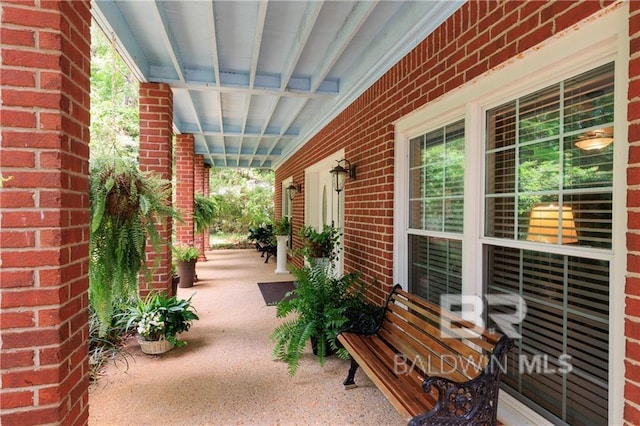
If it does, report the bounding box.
[90,26,139,160]
[208,168,274,234]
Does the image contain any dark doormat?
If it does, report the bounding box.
[257,281,296,306]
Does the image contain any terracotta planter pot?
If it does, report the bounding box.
[177,260,196,288]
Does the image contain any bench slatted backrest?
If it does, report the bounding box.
[379,287,503,383]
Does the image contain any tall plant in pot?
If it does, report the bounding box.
[173,244,200,288]
[270,263,368,375]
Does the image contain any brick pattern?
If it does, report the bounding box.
[194,155,206,261]
[175,134,195,246]
[0,1,92,424]
[627,0,640,421]
[138,83,173,296]
[277,2,615,304]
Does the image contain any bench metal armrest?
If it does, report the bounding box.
[339,307,384,335]
[409,335,513,425]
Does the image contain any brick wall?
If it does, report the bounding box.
[0,1,92,424]
[175,134,195,246]
[277,2,614,305]
[627,0,640,422]
[138,83,173,296]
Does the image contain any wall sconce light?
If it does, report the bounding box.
[329,159,356,194]
[526,204,578,244]
[575,129,613,151]
[285,181,301,201]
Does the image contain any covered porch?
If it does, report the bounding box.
[89,249,404,425]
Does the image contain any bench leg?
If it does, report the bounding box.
[343,358,359,390]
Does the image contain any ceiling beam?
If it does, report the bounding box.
[208,1,226,165]
[310,1,376,92]
[279,1,324,92]
[152,78,337,98]
[256,1,324,168]
[151,1,185,83]
[242,1,268,167]
[92,1,149,83]
[273,0,464,168]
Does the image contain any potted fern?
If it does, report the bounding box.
[173,244,200,288]
[270,263,367,375]
[194,193,217,234]
[89,155,179,336]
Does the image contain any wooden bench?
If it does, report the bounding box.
[337,284,513,426]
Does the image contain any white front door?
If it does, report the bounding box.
[305,151,344,274]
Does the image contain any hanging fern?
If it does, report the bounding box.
[194,193,217,234]
[89,155,178,336]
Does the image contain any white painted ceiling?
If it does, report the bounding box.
[92,0,463,168]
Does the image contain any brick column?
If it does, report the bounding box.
[627,1,640,423]
[138,83,173,296]
[194,155,206,261]
[175,134,195,246]
[0,1,91,424]
[203,164,211,253]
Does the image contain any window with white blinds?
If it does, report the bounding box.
[485,63,614,248]
[485,63,613,425]
[408,121,464,301]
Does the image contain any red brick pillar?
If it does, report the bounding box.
[627,1,640,423]
[203,164,211,253]
[194,155,207,261]
[175,134,195,246]
[0,1,91,424]
[138,83,173,296]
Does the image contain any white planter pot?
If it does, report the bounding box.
[275,235,290,274]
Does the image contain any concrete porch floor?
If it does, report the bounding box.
[88,249,404,425]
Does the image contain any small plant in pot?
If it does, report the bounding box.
[270,262,368,375]
[298,224,341,265]
[121,292,199,354]
[173,244,200,288]
[273,217,291,237]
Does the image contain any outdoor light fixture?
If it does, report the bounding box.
[526,204,578,244]
[575,129,613,151]
[330,159,356,194]
[285,181,301,201]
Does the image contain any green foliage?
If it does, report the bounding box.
[194,193,217,233]
[273,217,291,236]
[89,298,133,382]
[208,168,274,234]
[173,244,200,262]
[270,264,366,375]
[247,224,274,247]
[90,26,139,161]
[89,154,178,336]
[298,225,341,262]
[121,292,199,347]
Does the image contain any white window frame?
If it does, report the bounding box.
[394,4,628,424]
